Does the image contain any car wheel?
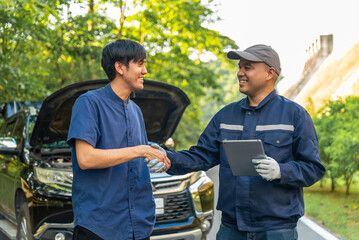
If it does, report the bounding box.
[16,202,32,240]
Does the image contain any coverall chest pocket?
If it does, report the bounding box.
[218,129,242,168]
[260,132,293,163]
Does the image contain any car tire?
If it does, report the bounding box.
[16,202,32,240]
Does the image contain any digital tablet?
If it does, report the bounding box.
[222,139,266,176]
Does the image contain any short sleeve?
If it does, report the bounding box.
[67,95,100,148]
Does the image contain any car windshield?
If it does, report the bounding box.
[28,115,69,148]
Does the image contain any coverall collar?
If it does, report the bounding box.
[240,89,277,110]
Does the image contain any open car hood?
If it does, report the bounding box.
[30,79,190,146]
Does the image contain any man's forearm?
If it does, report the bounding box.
[76,139,170,170]
[166,149,217,175]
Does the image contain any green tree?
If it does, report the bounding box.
[121,0,238,148]
[0,0,63,101]
[314,97,359,195]
[0,0,116,99]
[1,0,238,149]
[312,97,340,190]
[201,60,243,123]
[44,3,115,88]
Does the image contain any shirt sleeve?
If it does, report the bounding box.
[279,108,325,187]
[166,116,220,175]
[67,95,101,148]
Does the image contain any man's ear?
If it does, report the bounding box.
[266,67,276,81]
[115,62,124,75]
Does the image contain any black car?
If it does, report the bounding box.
[0,79,214,240]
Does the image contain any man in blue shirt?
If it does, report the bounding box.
[156,45,325,240]
[67,39,170,240]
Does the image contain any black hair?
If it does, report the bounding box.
[101,39,147,81]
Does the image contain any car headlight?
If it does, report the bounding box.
[189,171,214,218]
[189,171,205,184]
[34,167,73,187]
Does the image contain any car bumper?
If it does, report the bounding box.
[150,228,202,240]
[34,222,73,240]
[33,223,204,240]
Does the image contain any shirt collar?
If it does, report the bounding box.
[240,89,277,110]
[105,83,130,105]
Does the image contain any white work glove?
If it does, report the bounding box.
[252,156,281,181]
[150,143,167,155]
[144,143,167,172]
[144,158,166,172]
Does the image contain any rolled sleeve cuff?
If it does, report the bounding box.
[166,150,177,175]
[278,163,290,185]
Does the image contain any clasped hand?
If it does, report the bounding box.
[252,156,281,181]
[144,144,170,172]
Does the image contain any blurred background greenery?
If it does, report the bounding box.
[0,0,246,150]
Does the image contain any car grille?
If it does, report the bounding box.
[155,191,193,224]
[153,180,182,191]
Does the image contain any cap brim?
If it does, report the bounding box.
[227,51,263,62]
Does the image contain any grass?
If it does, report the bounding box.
[304,175,359,240]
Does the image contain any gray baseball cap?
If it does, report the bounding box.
[227,44,281,75]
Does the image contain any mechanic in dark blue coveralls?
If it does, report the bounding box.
[67,39,170,240]
[149,44,325,240]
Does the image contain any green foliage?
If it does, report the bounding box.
[201,60,243,123]
[304,177,359,240]
[313,96,359,194]
[0,0,63,101]
[0,0,238,149]
[122,0,238,148]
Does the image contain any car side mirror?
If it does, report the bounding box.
[165,137,175,149]
[0,137,19,154]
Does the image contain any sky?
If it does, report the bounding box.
[205,0,359,92]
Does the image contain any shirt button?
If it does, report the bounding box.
[129,132,131,136]
[130,187,133,191]
[129,168,132,172]
[247,112,251,115]
[276,140,280,144]
[131,205,134,209]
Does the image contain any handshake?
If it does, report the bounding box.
[144,143,170,173]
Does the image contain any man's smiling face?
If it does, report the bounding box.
[122,59,148,91]
[237,59,271,97]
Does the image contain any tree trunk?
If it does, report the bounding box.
[330,176,335,192]
[55,62,66,87]
[345,176,352,195]
[89,0,94,13]
[118,0,126,39]
[88,0,94,31]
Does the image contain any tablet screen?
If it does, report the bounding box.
[222,139,266,176]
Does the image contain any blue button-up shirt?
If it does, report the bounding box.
[167,90,325,231]
[67,84,155,239]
